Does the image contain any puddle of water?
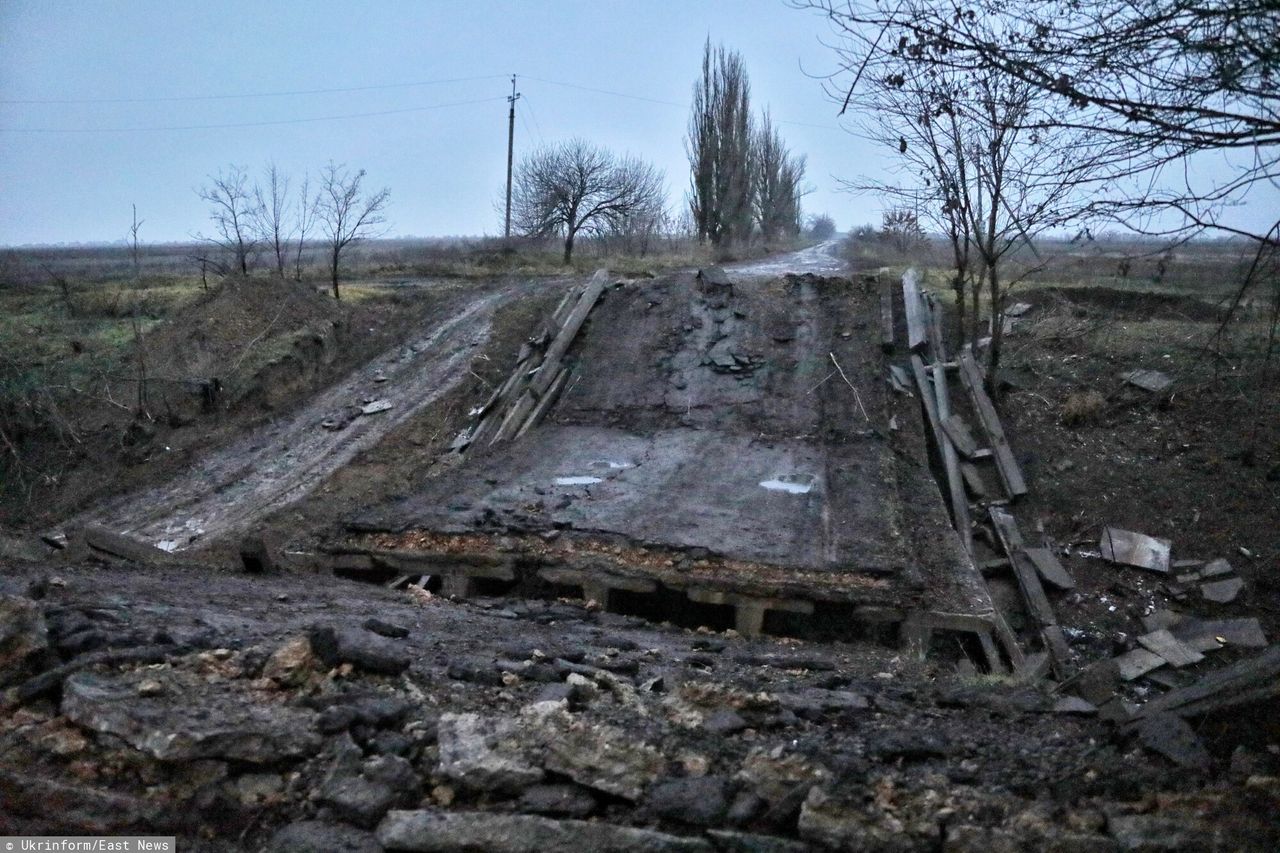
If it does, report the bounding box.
[759,477,814,495]
[555,476,603,486]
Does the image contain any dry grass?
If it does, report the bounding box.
[1060,390,1107,426]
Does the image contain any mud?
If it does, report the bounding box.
[57,277,560,552]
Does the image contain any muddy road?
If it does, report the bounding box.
[63,244,842,553]
[62,277,558,551]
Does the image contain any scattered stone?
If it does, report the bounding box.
[361,399,393,416]
[61,670,321,763]
[1107,814,1212,851]
[866,730,950,761]
[266,820,382,853]
[1137,713,1211,771]
[1200,577,1244,603]
[518,783,598,818]
[643,776,729,826]
[317,772,396,828]
[377,810,714,853]
[262,635,319,686]
[362,618,410,639]
[436,712,545,794]
[308,625,410,675]
[705,830,810,853]
[1120,369,1174,393]
[703,709,749,736]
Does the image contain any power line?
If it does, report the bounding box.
[0,95,508,133]
[524,74,844,132]
[0,74,510,105]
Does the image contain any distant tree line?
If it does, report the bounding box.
[196,161,388,299]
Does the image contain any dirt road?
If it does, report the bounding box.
[63,279,549,551]
[63,244,843,552]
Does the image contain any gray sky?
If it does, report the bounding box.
[1,1,1274,246]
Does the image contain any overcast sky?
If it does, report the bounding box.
[1,1,1275,247]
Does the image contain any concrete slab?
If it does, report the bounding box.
[348,267,999,636]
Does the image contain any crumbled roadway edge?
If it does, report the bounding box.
[2,561,1277,850]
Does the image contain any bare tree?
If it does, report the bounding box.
[794,0,1279,260]
[753,109,806,243]
[129,203,144,281]
[512,139,665,265]
[806,214,837,240]
[196,165,262,276]
[687,40,755,249]
[316,162,390,300]
[253,163,292,279]
[293,172,318,282]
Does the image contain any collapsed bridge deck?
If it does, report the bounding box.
[342,267,1007,659]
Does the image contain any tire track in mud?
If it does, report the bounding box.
[65,244,843,552]
[64,281,540,551]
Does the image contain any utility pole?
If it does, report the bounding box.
[504,74,521,241]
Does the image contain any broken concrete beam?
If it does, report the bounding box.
[901,269,928,352]
[957,351,1027,499]
[1023,547,1075,591]
[959,462,987,499]
[530,270,608,399]
[515,366,570,439]
[911,355,971,554]
[879,278,895,352]
[1100,527,1171,573]
[941,413,981,459]
[83,525,173,565]
[988,507,1070,677]
[1136,629,1204,668]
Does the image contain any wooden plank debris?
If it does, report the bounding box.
[1121,368,1174,393]
[1023,547,1076,591]
[1137,629,1204,667]
[988,507,1070,677]
[941,414,980,459]
[901,269,928,352]
[1100,527,1171,573]
[1127,646,1280,722]
[879,277,895,352]
[956,351,1028,499]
